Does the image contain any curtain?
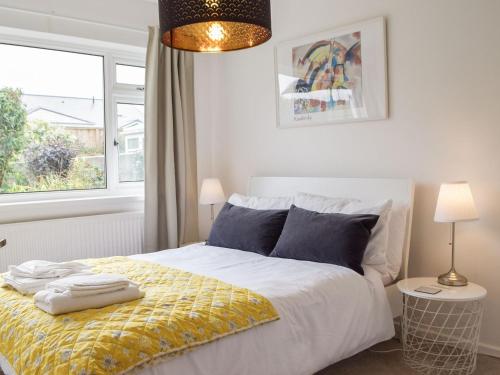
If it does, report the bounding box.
[144,26,199,252]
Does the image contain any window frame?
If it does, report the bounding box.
[0,28,146,205]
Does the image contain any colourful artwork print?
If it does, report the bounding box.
[291,32,363,117]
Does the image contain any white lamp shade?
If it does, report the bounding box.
[434,182,479,223]
[199,178,226,205]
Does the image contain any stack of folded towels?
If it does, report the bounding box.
[35,273,144,315]
[3,260,92,295]
[1,260,144,315]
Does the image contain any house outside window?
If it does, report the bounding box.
[126,136,142,153]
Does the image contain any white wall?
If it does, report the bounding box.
[0,0,156,47]
[195,0,500,354]
[194,54,219,238]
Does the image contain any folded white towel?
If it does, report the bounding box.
[9,260,91,279]
[1,273,54,295]
[47,274,136,297]
[1,271,93,295]
[34,286,145,315]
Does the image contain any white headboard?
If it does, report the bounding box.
[248,177,415,280]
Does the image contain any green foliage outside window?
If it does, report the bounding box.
[0,88,27,187]
[0,87,106,194]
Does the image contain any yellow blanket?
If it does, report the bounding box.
[0,257,279,374]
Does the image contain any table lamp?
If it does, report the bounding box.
[434,182,479,286]
[199,178,226,223]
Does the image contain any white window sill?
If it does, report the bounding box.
[0,193,144,224]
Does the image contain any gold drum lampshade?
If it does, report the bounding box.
[158,0,272,52]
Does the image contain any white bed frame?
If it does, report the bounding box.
[248,177,415,318]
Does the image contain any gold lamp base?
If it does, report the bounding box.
[438,269,468,287]
[437,222,469,287]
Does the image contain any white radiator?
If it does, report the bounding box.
[0,212,144,272]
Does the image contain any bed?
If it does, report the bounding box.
[131,177,414,375]
[0,177,414,375]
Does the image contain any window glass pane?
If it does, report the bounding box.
[116,64,145,86]
[0,44,106,194]
[117,103,144,182]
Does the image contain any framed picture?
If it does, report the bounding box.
[275,17,387,128]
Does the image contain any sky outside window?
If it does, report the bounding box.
[0,44,104,98]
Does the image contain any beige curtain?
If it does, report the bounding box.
[144,26,199,252]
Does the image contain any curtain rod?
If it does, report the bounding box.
[0,5,149,35]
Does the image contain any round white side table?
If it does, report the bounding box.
[397,278,487,375]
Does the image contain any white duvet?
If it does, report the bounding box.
[131,244,395,375]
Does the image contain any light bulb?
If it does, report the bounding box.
[207,23,225,42]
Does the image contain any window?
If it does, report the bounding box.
[0,39,145,197]
[117,103,145,182]
[0,44,105,194]
[116,64,145,86]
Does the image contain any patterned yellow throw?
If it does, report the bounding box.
[0,257,279,374]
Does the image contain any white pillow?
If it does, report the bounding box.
[341,200,393,268]
[228,193,294,210]
[294,192,352,212]
[385,203,409,280]
[294,192,392,269]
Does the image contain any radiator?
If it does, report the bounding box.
[0,212,144,272]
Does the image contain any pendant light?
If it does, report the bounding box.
[158,0,272,53]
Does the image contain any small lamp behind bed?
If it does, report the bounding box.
[434,181,479,287]
[200,178,226,224]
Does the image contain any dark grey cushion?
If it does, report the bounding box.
[207,202,289,255]
[269,205,379,275]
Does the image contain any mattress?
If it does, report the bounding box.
[131,244,395,375]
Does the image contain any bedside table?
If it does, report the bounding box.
[397,277,486,375]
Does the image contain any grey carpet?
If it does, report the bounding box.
[317,339,500,375]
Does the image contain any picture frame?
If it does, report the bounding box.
[274,17,387,128]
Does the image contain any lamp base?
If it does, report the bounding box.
[438,269,468,287]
